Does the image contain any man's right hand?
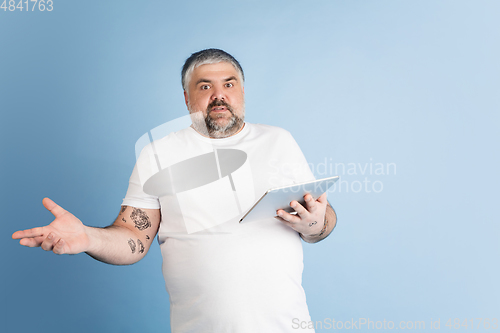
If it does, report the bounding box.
[12,198,161,265]
[12,197,90,255]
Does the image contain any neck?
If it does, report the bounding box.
[190,122,245,139]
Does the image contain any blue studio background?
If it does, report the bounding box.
[1,1,499,332]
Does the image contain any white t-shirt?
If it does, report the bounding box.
[123,123,316,333]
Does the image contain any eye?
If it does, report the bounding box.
[201,85,210,90]
[225,82,234,88]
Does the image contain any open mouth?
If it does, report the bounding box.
[211,106,227,112]
[207,99,232,114]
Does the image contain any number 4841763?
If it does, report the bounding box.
[1,0,54,11]
[445,318,499,330]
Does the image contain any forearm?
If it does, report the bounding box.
[300,203,337,243]
[84,225,148,265]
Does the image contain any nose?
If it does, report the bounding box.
[210,85,225,101]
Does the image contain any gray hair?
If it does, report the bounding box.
[181,48,245,91]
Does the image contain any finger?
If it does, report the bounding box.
[276,209,301,223]
[53,239,66,255]
[40,233,57,251]
[290,200,309,219]
[12,227,45,240]
[304,194,317,213]
[19,236,44,247]
[42,197,67,218]
[274,216,290,224]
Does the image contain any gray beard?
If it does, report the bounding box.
[190,107,245,139]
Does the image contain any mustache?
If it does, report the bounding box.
[207,99,234,114]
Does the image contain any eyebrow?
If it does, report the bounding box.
[224,76,238,82]
[195,76,238,86]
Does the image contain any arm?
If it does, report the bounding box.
[12,197,160,265]
[276,192,337,243]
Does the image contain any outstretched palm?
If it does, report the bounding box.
[12,198,90,255]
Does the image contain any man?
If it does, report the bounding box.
[12,49,337,332]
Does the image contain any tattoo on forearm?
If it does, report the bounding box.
[146,235,150,240]
[128,238,136,253]
[120,206,127,214]
[121,218,126,223]
[131,208,151,231]
[318,218,329,237]
[137,239,145,254]
[309,221,317,227]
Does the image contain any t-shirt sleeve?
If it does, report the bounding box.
[121,145,161,209]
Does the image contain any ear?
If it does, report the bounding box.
[184,90,188,107]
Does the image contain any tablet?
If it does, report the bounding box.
[239,176,339,223]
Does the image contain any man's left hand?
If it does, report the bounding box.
[276,192,328,237]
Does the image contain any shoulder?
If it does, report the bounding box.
[135,126,194,161]
[143,126,194,149]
